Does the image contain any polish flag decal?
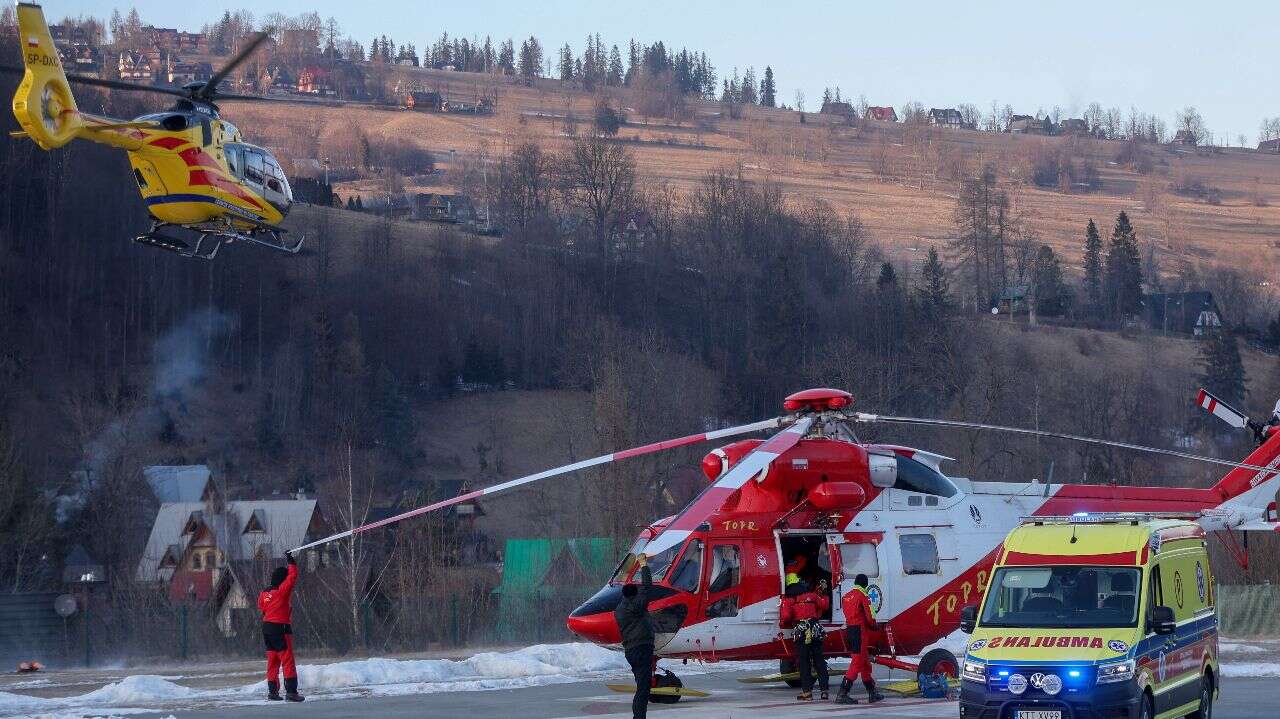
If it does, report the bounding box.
[27,36,40,48]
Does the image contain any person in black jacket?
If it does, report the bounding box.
[614,553,654,719]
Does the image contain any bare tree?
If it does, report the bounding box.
[558,134,636,258]
[1176,106,1208,145]
[794,89,805,113]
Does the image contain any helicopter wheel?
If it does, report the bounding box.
[780,658,802,689]
[918,648,959,678]
[649,669,682,704]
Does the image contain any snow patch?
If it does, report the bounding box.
[257,643,630,694]
[1220,662,1280,677]
[80,675,201,703]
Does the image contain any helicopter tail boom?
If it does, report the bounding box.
[12,3,84,149]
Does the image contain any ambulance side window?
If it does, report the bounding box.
[899,534,939,575]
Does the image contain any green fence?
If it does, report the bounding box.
[1217,584,1280,637]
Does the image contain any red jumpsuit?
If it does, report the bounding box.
[842,586,876,682]
[258,564,298,683]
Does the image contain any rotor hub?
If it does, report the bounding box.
[783,388,853,413]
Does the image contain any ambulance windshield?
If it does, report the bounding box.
[980,566,1141,628]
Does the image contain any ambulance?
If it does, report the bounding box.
[959,515,1218,719]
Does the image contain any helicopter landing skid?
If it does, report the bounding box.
[134,221,304,260]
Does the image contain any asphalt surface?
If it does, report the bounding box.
[157,669,1274,719]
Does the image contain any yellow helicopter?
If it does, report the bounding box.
[4,3,309,259]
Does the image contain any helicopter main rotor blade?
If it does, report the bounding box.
[201,31,272,99]
[852,412,1280,476]
[640,415,815,558]
[290,416,790,553]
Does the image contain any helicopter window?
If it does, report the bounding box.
[646,544,681,581]
[160,114,188,131]
[899,533,940,575]
[670,540,703,592]
[200,119,212,146]
[245,151,265,186]
[133,168,147,189]
[224,144,243,177]
[268,178,283,193]
[839,542,879,580]
[893,455,958,498]
[707,595,739,618]
[707,545,740,594]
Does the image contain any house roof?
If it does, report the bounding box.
[144,465,211,503]
[865,106,897,121]
[136,499,318,582]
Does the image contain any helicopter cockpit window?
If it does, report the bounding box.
[893,455,958,498]
[669,540,703,592]
[264,156,285,193]
[224,144,243,178]
[244,150,265,186]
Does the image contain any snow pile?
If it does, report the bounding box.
[247,643,630,695]
[80,675,201,704]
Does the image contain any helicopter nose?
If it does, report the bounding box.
[566,609,622,645]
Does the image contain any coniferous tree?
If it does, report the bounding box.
[607,45,624,86]
[1031,245,1068,316]
[1103,211,1143,320]
[821,87,832,109]
[557,43,574,81]
[1083,218,1103,314]
[760,66,776,107]
[625,39,640,85]
[517,36,543,79]
[497,39,515,74]
[1197,330,1247,407]
[915,247,951,322]
[740,67,758,104]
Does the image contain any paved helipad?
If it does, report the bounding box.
[157,668,1270,719]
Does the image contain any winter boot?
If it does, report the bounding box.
[835,678,857,704]
[820,690,829,701]
[267,680,283,701]
[864,679,884,704]
[796,691,812,701]
[284,677,305,702]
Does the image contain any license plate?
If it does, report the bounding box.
[1016,712,1062,719]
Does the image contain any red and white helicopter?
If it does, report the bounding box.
[296,387,1280,697]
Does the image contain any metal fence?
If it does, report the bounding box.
[1217,584,1280,637]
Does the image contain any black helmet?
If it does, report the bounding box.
[270,566,288,589]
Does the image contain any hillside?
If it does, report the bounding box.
[232,66,1280,284]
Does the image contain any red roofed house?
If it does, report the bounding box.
[137,495,326,635]
[864,106,898,123]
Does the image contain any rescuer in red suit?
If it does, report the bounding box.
[259,551,303,702]
[791,578,830,701]
[836,573,884,704]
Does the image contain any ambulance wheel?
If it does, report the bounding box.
[1138,693,1153,719]
[918,648,959,678]
[780,659,802,688]
[1189,674,1214,719]
[650,671,682,704]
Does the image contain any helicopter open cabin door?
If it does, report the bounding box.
[829,532,885,627]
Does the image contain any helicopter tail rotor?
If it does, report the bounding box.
[9,4,83,149]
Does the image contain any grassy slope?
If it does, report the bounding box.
[232,66,1280,280]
